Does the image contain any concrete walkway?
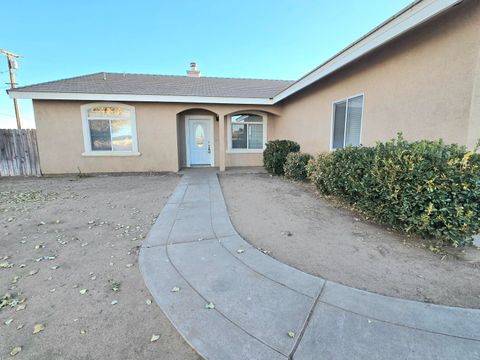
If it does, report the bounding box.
[139,169,480,360]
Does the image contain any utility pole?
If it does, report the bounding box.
[0,49,22,129]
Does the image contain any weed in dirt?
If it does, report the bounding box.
[0,292,26,311]
[108,280,121,292]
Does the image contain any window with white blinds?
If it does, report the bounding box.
[332,95,364,149]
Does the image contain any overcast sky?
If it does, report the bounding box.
[0,0,412,128]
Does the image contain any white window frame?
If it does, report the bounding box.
[80,102,140,156]
[330,94,364,150]
[227,112,268,154]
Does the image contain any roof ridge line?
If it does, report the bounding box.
[103,72,294,82]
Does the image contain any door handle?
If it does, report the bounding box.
[208,144,211,154]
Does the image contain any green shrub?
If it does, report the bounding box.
[307,134,480,246]
[263,140,300,175]
[284,152,313,181]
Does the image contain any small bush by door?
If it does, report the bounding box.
[263,140,300,175]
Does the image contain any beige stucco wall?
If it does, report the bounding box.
[33,100,279,174]
[276,0,480,154]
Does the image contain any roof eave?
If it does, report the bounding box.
[272,0,463,103]
[8,91,274,105]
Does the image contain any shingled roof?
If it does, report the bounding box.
[11,72,294,99]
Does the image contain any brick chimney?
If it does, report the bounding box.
[187,62,201,77]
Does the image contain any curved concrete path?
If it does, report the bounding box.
[140,169,480,360]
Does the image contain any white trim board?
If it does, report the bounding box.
[9,91,273,105]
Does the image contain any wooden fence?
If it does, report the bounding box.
[0,129,41,176]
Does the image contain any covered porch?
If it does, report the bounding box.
[176,106,280,171]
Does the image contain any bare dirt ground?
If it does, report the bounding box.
[220,172,480,309]
[0,175,200,360]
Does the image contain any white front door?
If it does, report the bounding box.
[187,118,213,166]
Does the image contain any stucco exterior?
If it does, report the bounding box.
[33,100,279,174]
[28,0,480,174]
[275,0,480,153]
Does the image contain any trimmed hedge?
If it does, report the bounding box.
[263,140,300,175]
[284,152,313,181]
[307,135,480,246]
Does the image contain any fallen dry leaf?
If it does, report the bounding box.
[33,323,45,334]
[79,289,88,295]
[36,256,56,262]
[150,334,160,342]
[205,302,215,309]
[109,280,121,292]
[10,346,22,356]
[28,269,39,276]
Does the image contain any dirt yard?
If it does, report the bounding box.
[220,172,480,309]
[0,175,200,360]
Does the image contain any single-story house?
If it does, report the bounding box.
[7,0,480,174]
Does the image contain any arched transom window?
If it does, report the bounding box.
[228,113,267,152]
[81,103,139,155]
